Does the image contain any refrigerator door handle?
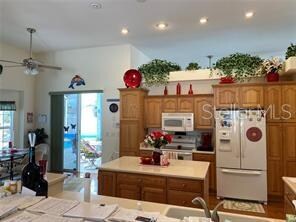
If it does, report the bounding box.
[221,169,262,175]
[240,119,245,158]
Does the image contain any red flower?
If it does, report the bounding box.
[164,134,173,143]
[153,131,163,139]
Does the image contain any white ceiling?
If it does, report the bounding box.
[0,0,296,67]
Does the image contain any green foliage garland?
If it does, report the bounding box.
[214,53,263,81]
[138,59,181,86]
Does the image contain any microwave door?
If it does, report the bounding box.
[162,118,185,131]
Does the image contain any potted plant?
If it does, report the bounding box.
[286,43,296,59]
[186,62,201,71]
[144,131,172,165]
[138,59,181,87]
[256,57,283,82]
[213,53,263,83]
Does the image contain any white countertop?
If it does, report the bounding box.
[54,191,284,222]
[283,177,296,194]
[99,156,210,180]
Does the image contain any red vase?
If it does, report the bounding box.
[152,149,162,165]
[164,86,168,95]
[176,83,181,95]
[188,84,193,94]
[266,72,279,82]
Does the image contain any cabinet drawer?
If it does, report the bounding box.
[167,190,198,208]
[142,175,166,188]
[167,178,202,193]
[117,173,141,185]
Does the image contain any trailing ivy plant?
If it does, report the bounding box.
[213,53,263,82]
[286,43,296,59]
[186,62,201,71]
[138,59,181,86]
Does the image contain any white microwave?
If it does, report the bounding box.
[162,113,194,132]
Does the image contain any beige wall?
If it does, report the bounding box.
[0,42,36,147]
[35,44,150,164]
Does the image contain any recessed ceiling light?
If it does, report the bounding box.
[136,0,147,2]
[121,28,129,35]
[90,2,102,9]
[245,11,254,18]
[156,22,168,30]
[200,17,208,24]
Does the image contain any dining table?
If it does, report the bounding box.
[0,149,28,180]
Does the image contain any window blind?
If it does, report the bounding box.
[0,101,16,111]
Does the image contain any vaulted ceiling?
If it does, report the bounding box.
[1,0,296,67]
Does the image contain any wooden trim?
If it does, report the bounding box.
[49,89,103,95]
[145,94,214,98]
[212,81,296,88]
[118,88,149,92]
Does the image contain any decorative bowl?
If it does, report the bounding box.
[123,69,142,88]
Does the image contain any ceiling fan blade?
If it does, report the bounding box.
[39,64,62,70]
[0,59,24,65]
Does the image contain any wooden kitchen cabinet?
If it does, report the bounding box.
[141,175,166,203]
[162,98,178,112]
[194,96,214,129]
[283,123,296,177]
[264,85,282,122]
[213,86,239,108]
[193,153,216,193]
[145,97,162,128]
[282,85,296,122]
[119,89,147,157]
[267,123,284,197]
[98,171,116,196]
[167,177,205,207]
[239,86,264,108]
[177,97,194,112]
[120,120,141,156]
[98,170,208,207]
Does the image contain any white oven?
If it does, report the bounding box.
[162,113,194,132]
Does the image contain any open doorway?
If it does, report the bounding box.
[63,93,103,173]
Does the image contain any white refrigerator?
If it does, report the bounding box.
[216,109,267,203]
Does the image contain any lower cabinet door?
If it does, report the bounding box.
[167,190,199,208]
[117,184,141,200]
[141,187,166,203]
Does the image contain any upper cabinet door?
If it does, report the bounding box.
[264,85,282,122]
[239,86,264,108]
[213,87,239,108]
[194,96,213,129]
[282,85,296,122]
[162,98,178,113]
[120,92,140,119]
[178,98,194,112]
[145,98,162,128]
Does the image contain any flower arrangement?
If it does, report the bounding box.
[256,57,283,76]
[144,131,173,149]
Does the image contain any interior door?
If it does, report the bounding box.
[240,110,267,170]
[215,110,241,169]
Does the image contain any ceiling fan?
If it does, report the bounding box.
[0,28,62,75]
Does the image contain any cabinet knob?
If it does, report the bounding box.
[182,201,186,204]
[182,183,186,188]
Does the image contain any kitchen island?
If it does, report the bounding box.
[98,156,210,208]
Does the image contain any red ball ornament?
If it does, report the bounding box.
[123,69,142,88]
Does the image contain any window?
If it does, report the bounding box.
[0,111,14,149]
